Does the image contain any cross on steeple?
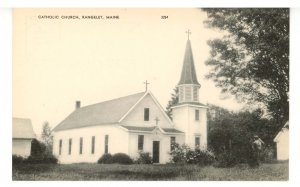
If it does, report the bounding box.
[143,80,150,91]
[185,29,191,40]
[154,117,160,126]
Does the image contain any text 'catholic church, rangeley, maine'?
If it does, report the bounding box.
[52,36,208,164]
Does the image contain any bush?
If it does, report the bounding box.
[169,143,216,166]
[97,153,113,164]
[24,154,58,164]
[110,153,133,164]
[188,149,216,166]
[261,145,276,163]
[135,151,153,164]
[12,155,25,165]
[13,154,58,165]
[214,151,237,168]
[169,143,188,164]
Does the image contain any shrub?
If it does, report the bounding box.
[110,153,133,164]
[214,151,237,168]
[169,143,216,166]
[135,151,153,164]
[188,149,216,166]
[97,153,112,164]
[12,155,25,165]
[24,154,58,164]
[261,145,276,163]
[42,154,58,164]
[31,139,47,157]
[169,143,188,164]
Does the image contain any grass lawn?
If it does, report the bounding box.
[12,161,288,181]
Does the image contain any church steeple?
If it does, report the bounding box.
[177,34,201,103]
[178,39,200,86]
[171,31,208,150]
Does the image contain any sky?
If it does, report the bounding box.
[13,8,244,136]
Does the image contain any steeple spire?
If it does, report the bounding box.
[177,35,201,103]
[178,38,200,86]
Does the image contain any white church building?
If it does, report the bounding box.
[52,37,208,164]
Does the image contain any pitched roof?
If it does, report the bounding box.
[162,128,183,133]
[274,121,289,142]
[13,118,36,139]
[121,125,183,134]
[53,92,145,132]
[178,39,200,85]
[121,125,156,132]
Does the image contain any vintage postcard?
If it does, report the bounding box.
[12,8,289,181]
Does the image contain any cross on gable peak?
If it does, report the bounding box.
[143,80,150,92]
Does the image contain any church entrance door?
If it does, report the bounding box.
[153,141,160,163]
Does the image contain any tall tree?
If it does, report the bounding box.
[41,121,53,154]
[202,8,289,125]
[165,87,179,119]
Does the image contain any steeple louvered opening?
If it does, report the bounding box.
[178,84,200,103]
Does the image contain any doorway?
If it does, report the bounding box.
[152,141,160,163]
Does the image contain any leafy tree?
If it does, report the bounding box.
[165,87,179,119]
[202,8,289,125]
[41,121,53,154]
[207,105,279,164]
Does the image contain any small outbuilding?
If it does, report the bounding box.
[274,121,289,160]
[12,118,36,157]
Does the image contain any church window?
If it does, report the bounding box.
[138,135,144,151]
[59,139,62,155]
[195,109,200,121]
[144,108,150,121]
[170,136,176,151]
[91,136,95,154]
[195,137,200,149]
[105,135,109,153]
[79,137,83,154]
[69,138,72,155]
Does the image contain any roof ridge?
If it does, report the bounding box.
[53,91,146,132]
[78,91,145,109]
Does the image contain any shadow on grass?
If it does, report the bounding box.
[79,169,179,180]
[13,164,55,174]
[12,162,288,181]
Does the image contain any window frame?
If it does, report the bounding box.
[91,136,95,154]
[59,139,62,155]
[79,137,83,154]
[138,135,144,151]
[144,108,150,121]
[105,135,109,154]
[195,137,200,149]
[68,138,72,155]
[170,136,176,151]
[195,109,200,121]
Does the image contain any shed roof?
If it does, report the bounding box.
[121,125,183,134]
[13,118,36,139]
[274,121,289,142]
